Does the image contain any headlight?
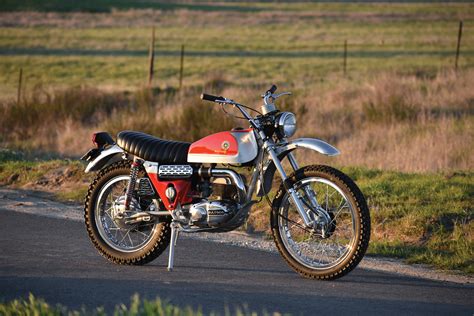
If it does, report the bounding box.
[276,112,297,138]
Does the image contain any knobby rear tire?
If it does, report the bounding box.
[270,165,370,280]
[84,160,171,265]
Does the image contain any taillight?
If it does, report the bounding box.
[91,132,114,148]
[92,133,98,147]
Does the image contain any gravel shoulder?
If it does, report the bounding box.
[0,187,471,285]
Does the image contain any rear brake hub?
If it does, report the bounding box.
[111,196,140,229]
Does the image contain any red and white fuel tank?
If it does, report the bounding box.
[188,129,258,164]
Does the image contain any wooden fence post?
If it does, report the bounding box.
[343,39,347,76]
[17,68,23,105]
[179,44,185,90]
[148,26,155,87]
[455,21,463,71]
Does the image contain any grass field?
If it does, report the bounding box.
[0,3,473,95]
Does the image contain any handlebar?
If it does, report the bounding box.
[201,93,225,103]
[202,84,280,105]
[200,85,291,129]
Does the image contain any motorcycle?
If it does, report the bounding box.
[81,85,370,280]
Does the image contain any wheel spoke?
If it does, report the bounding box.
[119,229,131,244]
[104,211,115,223]
[133,228,150,242]
[316,240,324,264]
[278,213,312,234]
[127,232,134,247]
[331,201,349,225]
[104,206,113,213]
[325,184,329,211]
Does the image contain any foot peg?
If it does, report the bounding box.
[167,221,179,271]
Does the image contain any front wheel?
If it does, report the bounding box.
[271,165,370,280]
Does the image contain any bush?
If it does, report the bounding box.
[0,85,128,142]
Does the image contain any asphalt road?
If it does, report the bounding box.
[0,210,472,315]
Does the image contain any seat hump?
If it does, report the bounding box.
[117,131,190,164]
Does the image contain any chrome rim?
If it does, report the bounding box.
[278,177,357,270]
[95,175,156,253]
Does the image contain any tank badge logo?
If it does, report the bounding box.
[221,141,230,151]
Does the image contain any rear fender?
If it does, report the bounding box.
[84,144,125,173]
[257,138,340,196]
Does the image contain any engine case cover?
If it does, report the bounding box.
[189,200,237,227]
[187,129,258,164]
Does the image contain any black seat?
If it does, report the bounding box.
[117,131,190,164]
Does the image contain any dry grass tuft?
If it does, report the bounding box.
[294,69,474,172]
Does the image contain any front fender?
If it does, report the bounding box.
[257,138,339,196]
[276,138,340,157]
[85,144,125,173]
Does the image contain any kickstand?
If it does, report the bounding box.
[167,221,180,271]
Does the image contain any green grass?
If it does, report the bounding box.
[0,293,271,316]
[1,21,469,51]
[1,52,470,99]
[0,151,91,192]
[0,160,60,185]
[342,167,473,273]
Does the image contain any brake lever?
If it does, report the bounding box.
[217,98,236,105]
[272,92,292,100]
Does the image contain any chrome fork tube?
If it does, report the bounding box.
[266,145,313,227]
[287,152,300,171]
[247,149,265,200]
[287,152,321,210]
[247,167,260,201]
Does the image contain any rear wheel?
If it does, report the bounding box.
[271,165,370,280]
[84,161,171,265]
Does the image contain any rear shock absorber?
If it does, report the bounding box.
[124,157,144,210]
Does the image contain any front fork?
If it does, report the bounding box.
[287,153,321,211]
[266,145,329,228]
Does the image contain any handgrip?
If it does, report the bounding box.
[267,84,277,94]
[201,93,225,102]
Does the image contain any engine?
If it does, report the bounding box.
[148,163,246,230]
[184,180,240,229]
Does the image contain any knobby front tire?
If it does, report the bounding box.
[270,165,370,280]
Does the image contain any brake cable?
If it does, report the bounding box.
[220,102,262,120]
